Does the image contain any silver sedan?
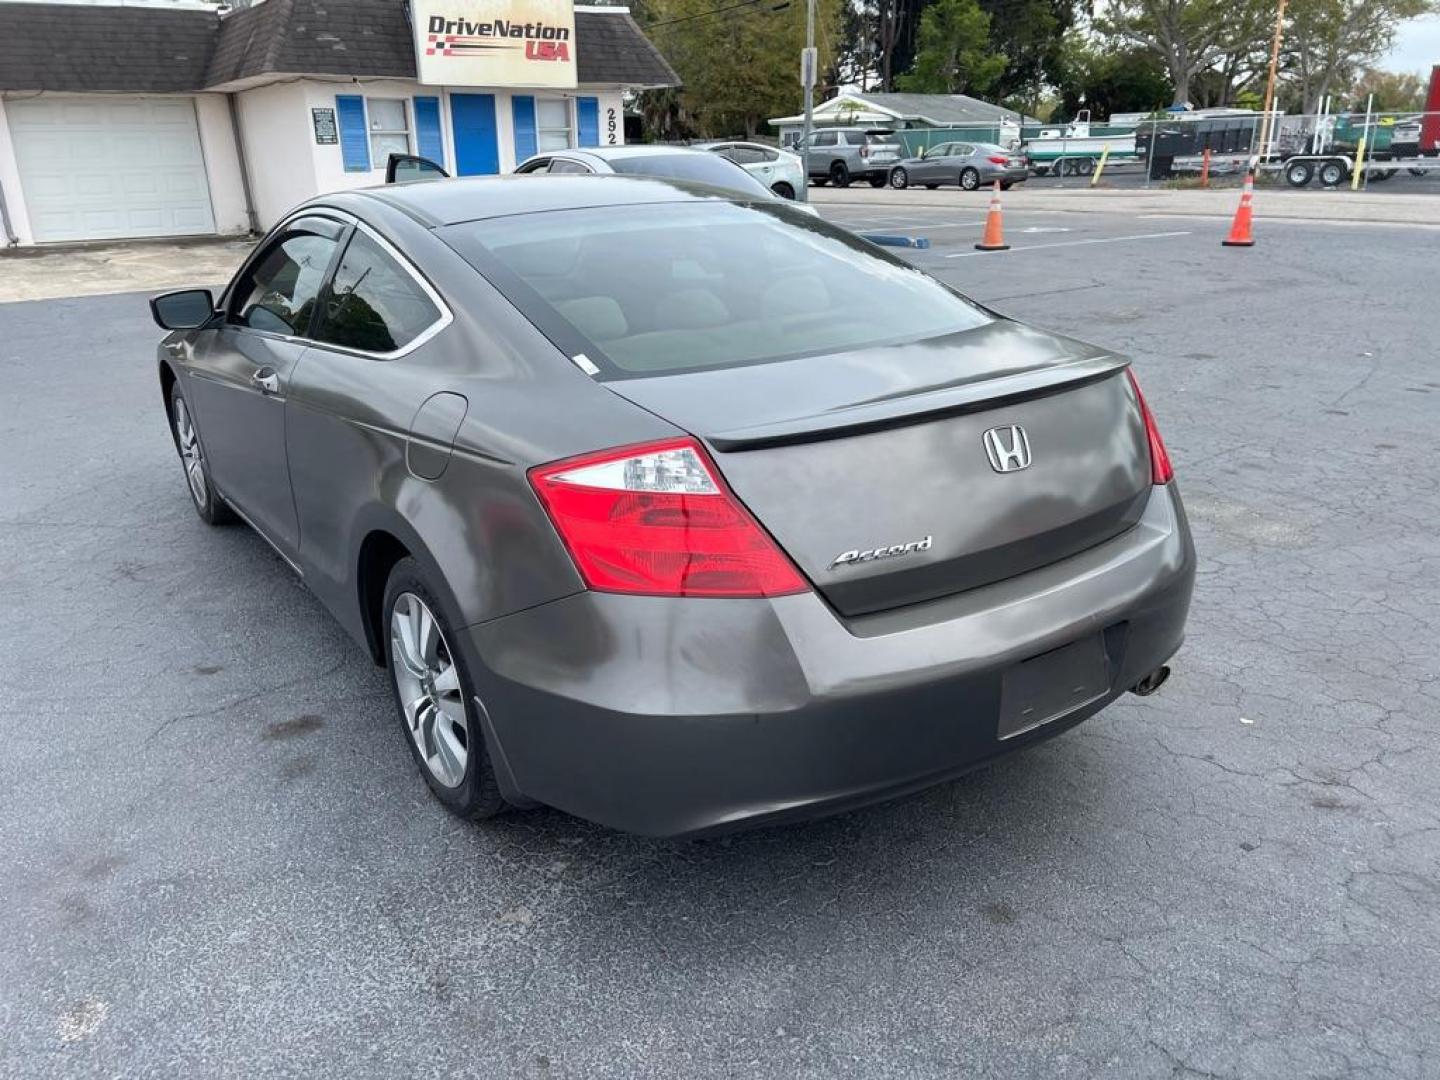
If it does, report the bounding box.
[889,142,1029,192]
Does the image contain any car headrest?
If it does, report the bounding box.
[555,296,629,341]
[661,288,730,329]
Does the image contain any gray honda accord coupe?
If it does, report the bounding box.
[150,175,1194,837]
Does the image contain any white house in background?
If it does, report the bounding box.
[0,0,678,246]
[770,90,1038,146]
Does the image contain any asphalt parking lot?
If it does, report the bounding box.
[2,204,1438,1079]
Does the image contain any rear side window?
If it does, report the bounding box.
[445,202,991,377]
[811,132,837,147]
[312,231,441,355]
[607,153,772,198]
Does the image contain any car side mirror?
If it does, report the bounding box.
[150,288,216,331]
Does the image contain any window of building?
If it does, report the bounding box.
[536,98,573,152]
[367,99,411,163]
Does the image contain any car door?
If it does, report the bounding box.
[806,131,837,176]
[386,154,449,183]
[187,215,344,556]
[913,143,950,183]
[282,224,452,619]
[952,143,977,183]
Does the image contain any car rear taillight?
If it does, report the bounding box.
[987,155,1008,165]
[529,437,809,598]
[1126,370,1174,484]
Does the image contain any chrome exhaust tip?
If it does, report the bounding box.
[1130,665,1171,697]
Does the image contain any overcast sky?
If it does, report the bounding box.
[1385,15,1440,73]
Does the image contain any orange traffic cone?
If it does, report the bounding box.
[1222,170,1256,247]
[974,181,1009,251]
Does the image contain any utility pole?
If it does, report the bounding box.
[1254,0,1288,168]
[798,0,816,201]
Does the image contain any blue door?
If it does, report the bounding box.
[450,94,499,175]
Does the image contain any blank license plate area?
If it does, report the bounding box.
[998,635,1111,740]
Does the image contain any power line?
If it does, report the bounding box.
[649,0,791,29]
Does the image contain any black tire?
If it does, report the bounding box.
[829,161,850,188]
[383,557,507,820]
[771,181,795,199]
[867,174,887,188]
[1284,160,1314,187]
[811,176,828,187]
[1409,167,1425,177]
[890,167,909,190]
[1000,180,1014,191]
[168,381,236,526]
[1318,160,1346,186]
[924,183,940,190]
[959,167,981,191]
[1368,167,1395,182]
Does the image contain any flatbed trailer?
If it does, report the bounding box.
[1167,149,1440,186]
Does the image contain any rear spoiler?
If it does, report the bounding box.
[707,354,1130,451]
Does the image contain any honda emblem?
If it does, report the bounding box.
[982,425,1032,473]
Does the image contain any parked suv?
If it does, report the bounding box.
[798,128,904,188]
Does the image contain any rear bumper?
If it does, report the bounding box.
[467,484,1195,837]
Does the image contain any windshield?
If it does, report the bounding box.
[444,201,991,377]
[606,153,773,199]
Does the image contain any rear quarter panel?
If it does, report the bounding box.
[282,200,678,646]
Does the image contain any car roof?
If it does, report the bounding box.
[345,173,749,227]
[556,145,713,160]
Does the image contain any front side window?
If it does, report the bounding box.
[445,202,991,377]
[231,232,338,335]
[367,99,411,163]
[312,231,442,355]
[811,132,837,147]
[536,98,572,152]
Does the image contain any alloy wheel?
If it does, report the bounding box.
[173,398,207,507]
[390,592,469,788]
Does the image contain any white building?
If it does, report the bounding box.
[0,0,678,245]
[771,90,1037,147]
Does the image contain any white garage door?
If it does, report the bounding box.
[8,97,216,243]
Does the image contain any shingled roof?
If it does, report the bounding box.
[0,1,679,93]
[0,2,219,93]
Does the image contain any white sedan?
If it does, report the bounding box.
[698,141,805,200]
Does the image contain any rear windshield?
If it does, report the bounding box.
[445,201,991,377]
[606,153,773,198]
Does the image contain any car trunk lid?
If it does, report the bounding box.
[602,320,1153,617]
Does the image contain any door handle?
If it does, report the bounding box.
[251,368,280,394]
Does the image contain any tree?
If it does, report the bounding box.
[637,0,847,138]
[1284,0,1437,114]
[979,0,1080,104]
[1349,67,1429,110]
[894,0,1007,95]
[1095,0,1233,106]
[1054,32,1173,118]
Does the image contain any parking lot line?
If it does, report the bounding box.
[943,230,1192,257]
